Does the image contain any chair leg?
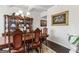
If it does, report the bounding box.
[35,48,39,53]
[39,47,41,53]
[39,44,42,53]
[45,40,47,46]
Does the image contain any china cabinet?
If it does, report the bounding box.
[2,13,33,52]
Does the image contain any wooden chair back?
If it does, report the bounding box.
[34,28,41,43]
[43,27,48,36]
[13,29,23,50]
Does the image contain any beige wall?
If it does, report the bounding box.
[46,5,79,49]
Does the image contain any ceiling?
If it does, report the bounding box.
[9,5,53,13]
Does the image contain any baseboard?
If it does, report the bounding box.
[46,40,70,53]
[48,39,70,49]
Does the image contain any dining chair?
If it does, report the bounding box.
[32,28,42,53]
[42,27,48,46]
[10,28,24,53]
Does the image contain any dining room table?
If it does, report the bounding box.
[0,32,49,52]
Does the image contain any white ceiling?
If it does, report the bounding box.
[9,5,53,13]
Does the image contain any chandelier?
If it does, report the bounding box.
[15,10,31,17]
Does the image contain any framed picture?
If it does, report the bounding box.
[51,11,69,26]
[40,20,47,27]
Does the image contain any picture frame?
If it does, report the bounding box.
[40,20,47,27]
[51,11,69,26]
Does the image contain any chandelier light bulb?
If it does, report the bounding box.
[18,10,23,14]
[15,12,19,16]
[26,11,30,16]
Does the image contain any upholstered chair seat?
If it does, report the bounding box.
[32,42,40,48]
[11,47,24,53]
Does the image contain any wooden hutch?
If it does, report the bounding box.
[3,13,33,52]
